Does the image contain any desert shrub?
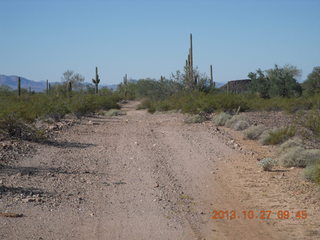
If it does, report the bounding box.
[259,126,296,145]
[258,158,277,171]
[233,120,250,131]
[278,138,303,154]
[302,110,320,137]
[137,99,152,110]
[105,109,126,116]
[304,161,320,184]
[225,114,248,128]
[279,147,320,167]
[184,114,206,124]
[212,112,231,126]
[243,124,266,140]
[259,128,275,145]
[70,94,120,118]
[0,114,45,141]
[148,106,156,114]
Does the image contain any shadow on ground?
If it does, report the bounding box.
[0,165,96,176]
[35,139,96,149]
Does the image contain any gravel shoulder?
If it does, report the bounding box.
[0,101,319,239]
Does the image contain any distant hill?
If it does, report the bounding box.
[0,74,225,92]
[0,74,120,92]
[215,82,225,88]
[0,75,49,92]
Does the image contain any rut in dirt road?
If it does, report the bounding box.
[0,101,284,240]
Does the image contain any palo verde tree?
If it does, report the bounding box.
[92,67,101,94]
[249,65,302,98]
[248,69,270,98]
[303,66,320,95]
[59,70,85,97]
[266,64,302,97]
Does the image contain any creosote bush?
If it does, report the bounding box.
[212,112,231,126]
[0,92,121,140]
[243,124,266,140]
[0,114,45,141]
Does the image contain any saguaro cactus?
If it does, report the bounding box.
[46,79,49,94]
[17,77,21,96]
[92,66,100,94]
[123,74,128,85]
[189,33,194,87]
[68,81,72,98]
[210,65,215,88]
[123,74,128,98]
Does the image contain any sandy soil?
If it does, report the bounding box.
[0,101,319,240]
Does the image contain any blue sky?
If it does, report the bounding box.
[0,0,319,85]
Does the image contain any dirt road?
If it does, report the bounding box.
[1,101,318,239]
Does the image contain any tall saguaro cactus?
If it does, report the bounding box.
[17,77,21,96]
[184,34,195,90]
[92,66,100,94]
[46,79,49,94]
[189,33,194,86]
[123,74,128,98]
[210,65,215,87]
[68,81,72,98]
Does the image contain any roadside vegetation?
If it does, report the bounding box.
[116,64,320,184]
[0,70,121,140]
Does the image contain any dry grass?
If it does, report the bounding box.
[259,126,296,145]
[212,112,231,126]
[184,114,206,124]
[278,138,303,154]
[233,120,250,131]
[279,147,320,167]
[304,161,320,184]
[104,109,127,116]
[225,114,249,128]
[243,124,266,140]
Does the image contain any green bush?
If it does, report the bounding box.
[146,91,320,115]
[0,92,121,139]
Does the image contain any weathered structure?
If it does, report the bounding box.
[220,79,251,94]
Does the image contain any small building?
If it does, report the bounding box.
[220,79,251,94]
